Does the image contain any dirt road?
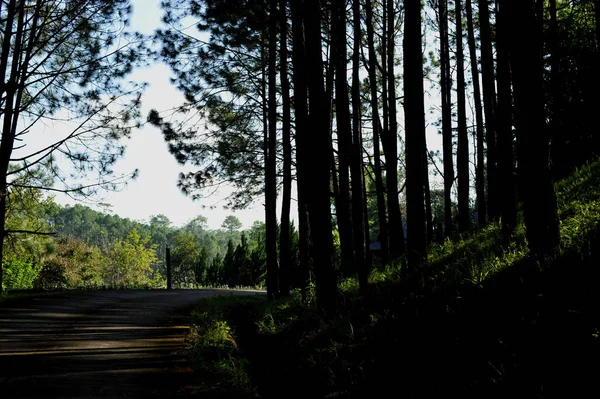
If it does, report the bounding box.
[0,289,262,398]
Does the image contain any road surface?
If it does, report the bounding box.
[0,289,262,398]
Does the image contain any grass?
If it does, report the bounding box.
[185,159,600,398]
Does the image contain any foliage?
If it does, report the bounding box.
[1,257,41,290]
[104,229,159,288]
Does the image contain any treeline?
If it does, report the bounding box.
[1,193,304,290]
[150,0,600,309]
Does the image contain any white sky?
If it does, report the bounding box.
[51,0,453,230]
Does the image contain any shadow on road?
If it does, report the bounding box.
[0,290,262,398]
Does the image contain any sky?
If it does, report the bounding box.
[53,0,268,231]
[50,0,452,231]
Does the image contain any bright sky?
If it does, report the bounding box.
[52,0,451,231]
[54,0,268,230]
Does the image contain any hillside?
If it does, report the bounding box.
[184,159,600,398]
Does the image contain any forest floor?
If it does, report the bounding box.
[0,289,263,398]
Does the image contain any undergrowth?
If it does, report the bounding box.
[186,159,600,398]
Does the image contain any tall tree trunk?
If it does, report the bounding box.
[424,147,433,243]
[456,0,470,233]
[279,0,291,297]
[266,0,279,300]
[305,0,337,312]
[351,0,367,292]
[478,0,498,221]
[333,0,356,278]
[0,0,18,292]
[508,0,560,257]
[466,0,487,227]
[291,0,311,296]
[385,0,406,258]
[365,0,389,265]
[439,0,454,238]
[495,0,516,241]
[404,0,427,270]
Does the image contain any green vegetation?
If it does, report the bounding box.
[1,189,285,293]
[185,159,600,398]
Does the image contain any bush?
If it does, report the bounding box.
[34,260,68,289]
[2,258,41,290]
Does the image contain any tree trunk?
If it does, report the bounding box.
[495,0,516,241]
[404,0,427,270]
[332,0,355,278]
[508,0,560,257]
[385,0,406,258]
[351,0,367,293]
[279,0,291,297]
[365,0,389,265]
[0,0,22,292]
[466,0,487,227]
[439,0,454,238]
[456,0,470,233]
[424,147,433,243]
[305,0,337,312]
[291,0,311,296]
[478,0,498,221]
[266,0,279,300]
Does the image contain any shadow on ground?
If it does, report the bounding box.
[0,290,262,398]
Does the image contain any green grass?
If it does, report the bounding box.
[186,159,600,398]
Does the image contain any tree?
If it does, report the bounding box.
[507,0,560,257]
[150,0,267,209]
[104,229,159,288]
[0,0,144,291]
[466,0,487,227]
[456,0,470,232]
[221,215,243,233]
[170,231,201,287]
[478,0,498,221]
[404,0,428,270]
[438,0,454,237]
[279,0,292,298]
[265,0,279,301]
[495,0,516,240]
[333,0,355,277]
[383,0,406,259]
[351,0,368,293]
[303,0,337,311]
[365,0,389,265]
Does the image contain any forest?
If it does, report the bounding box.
[1,0,600,397]
[1,194,278,290]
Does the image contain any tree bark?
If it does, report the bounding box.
[365,0,389,265]
[466,0,487,227]
[439,0,454,238]
[0,0,28,292]
[478,0,498,221]
[332,0,355,278]
[384,0,406,258]
[404,0,427,270]
[305,0,337,312]
[290,0,311,296]
[279,0,291,297]
[266,0,279,300]
[351,0,367,293]
[456,0,470,233]
[495,0,516,241]
[507,0,560,257]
